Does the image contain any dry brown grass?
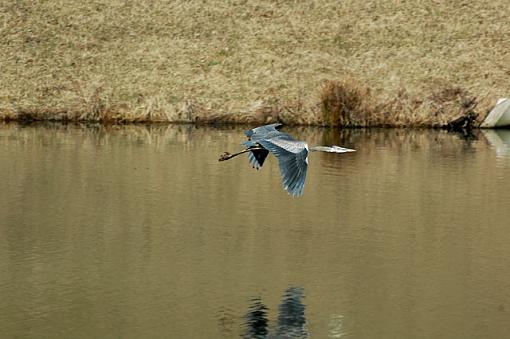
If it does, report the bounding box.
[320,79,374,127]
[1,0,509,126]
[319,79,483,127]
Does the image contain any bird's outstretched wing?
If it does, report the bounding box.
[247,148,269,170]
[245,123,283,139]
[244,123,283,170]
[257,138,308,197]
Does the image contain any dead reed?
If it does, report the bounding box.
[318,80,488,128]
[319,79,374,127]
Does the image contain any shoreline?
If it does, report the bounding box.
[0,80,490,129]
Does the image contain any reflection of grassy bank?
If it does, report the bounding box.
[1,1,508,126]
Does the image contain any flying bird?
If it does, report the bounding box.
[219,123,355,197]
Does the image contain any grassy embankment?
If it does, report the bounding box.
[1,1,509,126]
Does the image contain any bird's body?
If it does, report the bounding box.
[219,123,355,197]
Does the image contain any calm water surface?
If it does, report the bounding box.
[1,124,510,338]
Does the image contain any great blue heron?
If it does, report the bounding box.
[219,123,355,197]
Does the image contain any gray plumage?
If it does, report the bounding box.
[241,123,355,197]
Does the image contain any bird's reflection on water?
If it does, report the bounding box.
[243,287,308,339]
[244,298,269,339]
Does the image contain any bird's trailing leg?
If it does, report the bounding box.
[218,147,263,161]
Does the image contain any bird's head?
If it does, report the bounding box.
[218,152,232,161]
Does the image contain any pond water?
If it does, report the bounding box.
[1,124,510,339]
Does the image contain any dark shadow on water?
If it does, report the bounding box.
[450,128,478,142]
[242,287,308,339]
